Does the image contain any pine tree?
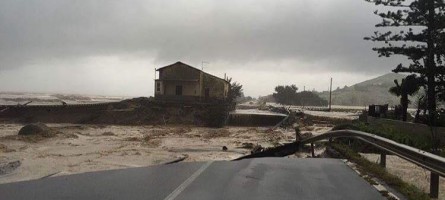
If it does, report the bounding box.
[365,2,444,196]
[364,0,445,128]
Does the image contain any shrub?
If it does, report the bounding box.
[204,105,229,128]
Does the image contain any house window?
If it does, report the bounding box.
[156,82,161,92]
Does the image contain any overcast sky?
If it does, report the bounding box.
[0,0,406,97]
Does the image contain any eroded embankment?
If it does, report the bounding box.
[0,98,229,126]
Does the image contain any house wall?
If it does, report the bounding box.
[155,80,163,95]
[201,73,229,99]
[163,81,200,96]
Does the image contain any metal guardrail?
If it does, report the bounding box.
[301,130,445,177]
[237,130,445,176]
[235,129,445,197]
[301,129,445,198]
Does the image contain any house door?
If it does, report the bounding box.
[205,88,210,99]
[176,85,183,96]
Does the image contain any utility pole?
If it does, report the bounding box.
[154,67,157,96]
[302,86,305,109]
[329,78,332,111]
[201,61,209,71]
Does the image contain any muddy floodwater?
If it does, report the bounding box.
[0,123,332,184]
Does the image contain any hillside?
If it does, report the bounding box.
[317,73,407,106]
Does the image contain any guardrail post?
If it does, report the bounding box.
[430,172,439,198]
[380,153,386,168]
[311,143,315,157]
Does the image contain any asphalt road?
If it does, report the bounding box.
[0,158,384,200]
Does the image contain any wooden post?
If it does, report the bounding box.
[380,153,386,168]
[430,172,439,198]
[294,126,301,142]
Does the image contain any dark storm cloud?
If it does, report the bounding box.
[0,0,403,73]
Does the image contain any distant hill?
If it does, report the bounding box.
[317,73,407,106]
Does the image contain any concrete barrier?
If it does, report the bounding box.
[228,113,287,126]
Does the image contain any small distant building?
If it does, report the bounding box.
[368,104,388,118]
[155,62,230,102]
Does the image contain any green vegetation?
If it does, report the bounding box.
[272,84,327,106]
[225,77,243,110]
[389,75,421,121]
[331,143,430,200]
[333,122,432,151]
[258,73,426,108]
[204,105,229,128]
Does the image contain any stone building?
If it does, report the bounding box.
[155,62,230,102]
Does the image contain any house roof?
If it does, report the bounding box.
[155,79,199,82]
[156,61,229,84]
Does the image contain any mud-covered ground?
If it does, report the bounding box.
[0,123,331,184]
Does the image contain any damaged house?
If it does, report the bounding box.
[155,62,230,102]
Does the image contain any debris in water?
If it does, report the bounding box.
[18,123,54,137]
[251,145,264,154]
[0,160,21,176]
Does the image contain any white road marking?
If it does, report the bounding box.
[163,161,213,200]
